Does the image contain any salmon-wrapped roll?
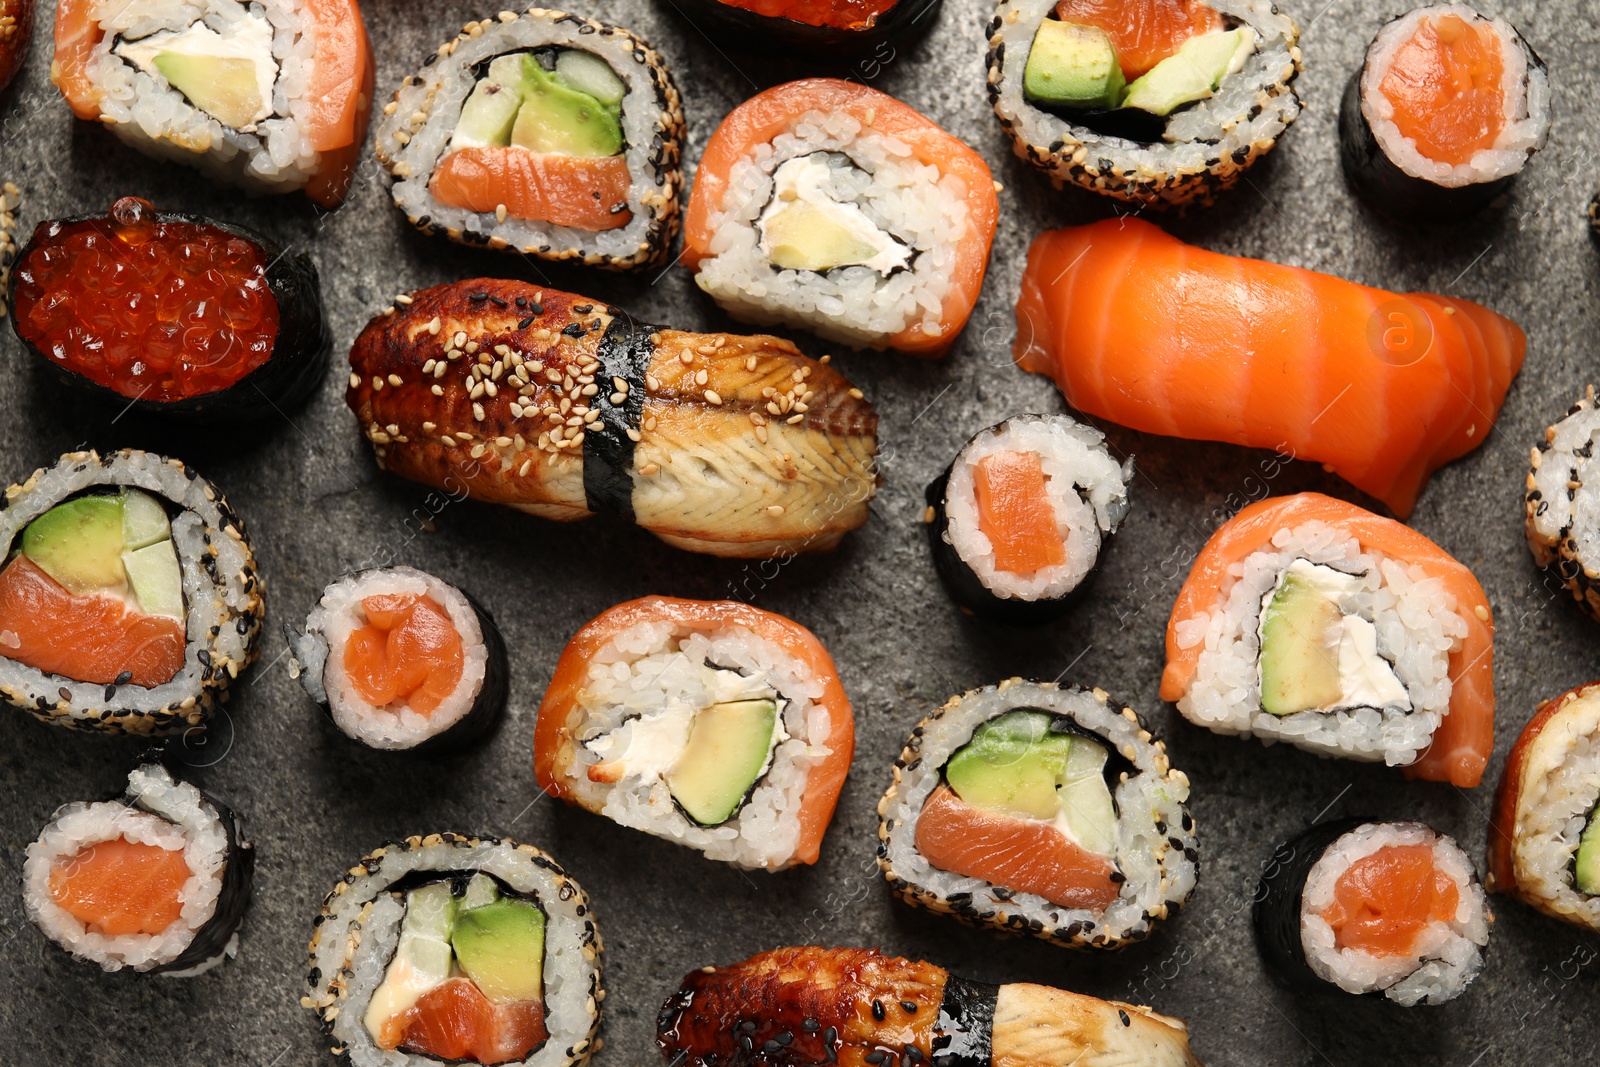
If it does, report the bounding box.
[348,280,879,559]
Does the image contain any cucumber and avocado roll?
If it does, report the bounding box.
[0,450,263,736]
[1525,387,1600,623]
[304,834,601,1067]
[376,8,684,270]
[877,679,1197,950]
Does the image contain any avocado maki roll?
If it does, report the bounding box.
[376,9,684,270]
[0,450,264,735]
[925,414,1131,624]
[304,833,601,1067]
[878,679,1197,950]
[1525,386,1600,621]
[287,566,509,754]
[7,197,330,424]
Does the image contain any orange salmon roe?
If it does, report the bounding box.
[715,0,899,31]
[343,593,465,715]
[1323,843,1461,956]
[1378,14,1506,166]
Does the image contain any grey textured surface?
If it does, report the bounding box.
[0,1,1597,1065]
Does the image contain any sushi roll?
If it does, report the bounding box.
[24,763,254,975]
[1255,818,1490,1005]
[877,680,1197,950]
[51,0,374,207]
[657,946,1203,1066]
[287,567,509,754]
[1016,219,1526,517]
[8,197,330,424]
[348,280,879,559]
[304,833,601,1067]
[1340,5,1549,221]
[925,414,1131,623]
[1161,493,1495,787]
[986,0,1302,210]
[534,597,854,870]
[0,449,264,735]
[376,8,684,271]
[665,0,942,57]
[0,0,32,94]
[1524,387,1600,621]
[1487,681,1600,933]
[681,78,998,356]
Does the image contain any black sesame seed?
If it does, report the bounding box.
[1109,871,1126,884]
[563,323,586,337]
[866,1052,886,1064]
[103,685,115,701]
[824,1026,838,1044]
[872,1000,886,1021]
[573,304,594,314]
[470,291,489,301]
[530,303,544,316]
[762,1040,783,1054]
[740,1035,754,1052]
[740,1020,758,1033]
[776,1032,793,1046]
[518,317,535,330]
[900,1001,917,1014]
[905,1047,924,1061]
[668,1051,689,1067]
[515,296,528,308]
[802,1019,820,1032]
[1119,1010,1131,1027]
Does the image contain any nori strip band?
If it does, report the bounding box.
[662,0,943,58]
[151,781,255,975]
[583,311,655,521]
[1253,816,1370,994]
[931,973,997,1067]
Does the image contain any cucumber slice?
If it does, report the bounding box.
[460,872,501,911]
[361,882,460,1042]
[122,540,184,620]
[1055,738,1116,857]
[121,489,171,551]
[554,49,625,109]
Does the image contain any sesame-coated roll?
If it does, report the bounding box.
[1525,386,1600,622]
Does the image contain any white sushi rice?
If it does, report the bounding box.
[1173,521,1466,767]
[943,415,1132,602]
[289,567,490,750]
[23,765,230,973]
[1527,393,1600,571]
[692,111,969,350]
[1300,822,1489,1006]
[1360,4,1550,188]
[555,620,832,870]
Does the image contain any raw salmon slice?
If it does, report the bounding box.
[344,593,464,714]
[49,837,190,936]
[1053,0,1223,79]
[430,148,633,231]
[973,451,1066,575]
[1378,14,1505,167]
[1321,843,1460,955]
[397,977,548,1065]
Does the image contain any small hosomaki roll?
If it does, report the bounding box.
[682,78,998,357]
[287,567,509,754]
[878,680,1196,950]
[376,8,683,271]
[24,763,254,975]
[1339,4,1549,221]
[349,280,879,559]
[8,197,330,424]
[304,833,602,1067]
[1487,682,1600,933]
[0,0,33,93]
[925,414,1131,623]
[0,449,264,735]
[1255,819,1490,1006]
[534,597,854,871]
[986,0,1301,210]
[1161,492,1494,788]
[658,946,1203,1067]
[666,0,942,56]
[1525,387,1600,621]
[51,0,374,207]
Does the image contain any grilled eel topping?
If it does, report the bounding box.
[348,280,879,558]
[657,947,1202,1067]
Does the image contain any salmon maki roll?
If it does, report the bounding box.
[24,763,254,975]
[1015,219,1526,517]
[535,597,854,870]
[51,0,374,206]
[682,78,998,356]
[1524,387,1600,622]
[1486,682,1600,934]
[348,280,879,559]
[878,680,1196,950]
[1161,493,1495,787]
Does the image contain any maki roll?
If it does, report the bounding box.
[0,450,264,735]
[925,414,1131,623]
[0,0,32,94]
[878,680,1197,950]
[1255,819,1490,1005]
[658,946,1203,1066]
[8,197,330,424]
[24,763,254,975]
[987,0,1301,209]
[304,833,601,1067]
[1161,493,1494,787]
[376,9,684,270]
[287,567,509,754]
[663,0,942,57]
[51,0,374,206]
[1487,682,1600,933]
[682,78,998,356]
[534,597,854,870]
[349,280,879,559]
[1525,386,1600,621]
[1340,5,1549,221]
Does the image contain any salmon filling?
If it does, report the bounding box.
[392,978,548,1065]
[48,837,190,937]
[1053,0,1222,79]
[430,148,632,230]
[343,593,465,715]
[1322,843,1460,955]
[973,450,1068,575]
[1378,14,1506,166]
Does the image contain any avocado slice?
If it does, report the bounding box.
[461,872,501,911]
[554,50,625,109]
[1024,20,1125,110]
[121,489,171,552]
[154,52,268,130]
[1576,807,1600,896]
[510,54,623,157]
[1057,738,1117,856]
[362,882,459,1042]
[667,698,779,825]
[1122,28,1256,117]
[22,496,127,597]
[762,202,889,273]
[1259,568,1344,717]
[122,540,184,620]
[945,710,1071,821]
[451,897,546,1004]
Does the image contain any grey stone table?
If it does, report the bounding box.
[0,1,1596,1065]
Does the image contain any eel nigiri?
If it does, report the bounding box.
[1014,219,1525,517]
[657,946,1201,1067]
[348,280,879,559]
[1161,492,1494,788]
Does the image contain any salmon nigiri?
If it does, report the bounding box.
[1014,219,1525,517]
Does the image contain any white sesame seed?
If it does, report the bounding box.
[470,444,485,459]
[372,377,384,391]
[612,376,627,392]
[848,388,865,400]
[704,390,722,406]
[787,413,804,424]
[496,204,508,224]
[646,374,660,391]
[519,459,533,476]
[581,384,598,396]
[679,350,694,364]
[396,293,414,306]
[422,421,436,432]
[767,505,786,516]
[609,393,626,405]
[387,374,403,387]
[626,427,642,443]
[473,402,485,421]
[348,372,360,388]
[695,369,709,386]
[639,462,659,476]
[427,317,442,335]
[457,432,473,441]
[431,384,444,396]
